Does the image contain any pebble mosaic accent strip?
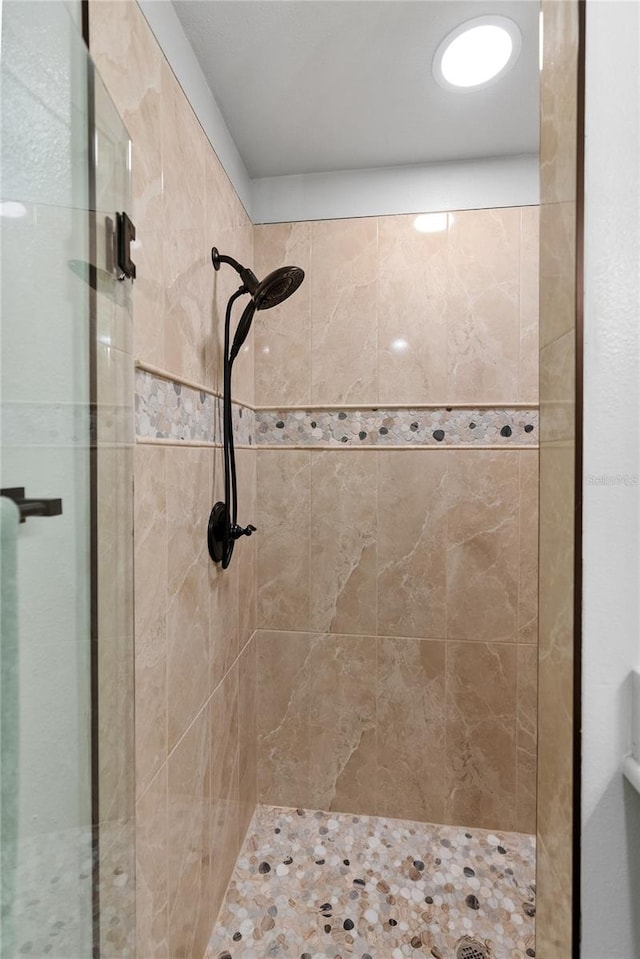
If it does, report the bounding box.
[135,370,537,449]
[135,369,254,446]
[206,804,536,959]
[255,408,538,448]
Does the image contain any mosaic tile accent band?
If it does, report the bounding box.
[135,369,254,446]
[135,370,538,449]
[256,407,538,448]
[207,804,536,959]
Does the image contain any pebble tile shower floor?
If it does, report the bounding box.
[206,805,536,959]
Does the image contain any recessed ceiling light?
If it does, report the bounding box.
[433,16,522,91]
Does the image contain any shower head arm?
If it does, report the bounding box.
[211,247,259,296]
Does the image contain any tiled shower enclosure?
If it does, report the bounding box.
[90,4,540,958]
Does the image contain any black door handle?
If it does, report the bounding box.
[1,488,63,524]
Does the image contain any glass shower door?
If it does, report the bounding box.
[0,2,134,956]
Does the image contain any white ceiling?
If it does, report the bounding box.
[172,0,540,180]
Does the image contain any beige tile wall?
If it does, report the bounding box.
[256,447,538,834]
[254,207,539,408]
[91,4,544,956]
[536,2,581,954]
[89,4,257,958]
[255,205,539,837]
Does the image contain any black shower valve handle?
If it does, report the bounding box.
[230,522,257,541]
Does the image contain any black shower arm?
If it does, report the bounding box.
[211,247,260,296]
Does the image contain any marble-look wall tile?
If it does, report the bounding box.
[257,450,310,630]
[537,7,579,947]
[209,535,239,693]
[257,207,533,408]
[377,638,446,823]
[519,450,539,644]
[520,206,540,402]
[517,645,538,834]
[161,61,205,237]
[209,439,240,689]
[377,451,447,639]
[254,222,312,407]
[257,631,312,808]
[447,451,520,643]
[220,218,255,407]
[166,448,211,750]
[238,636,257,841]
[164,229,209,386]
[89,0,163,234]
[540,329,575,443]
[133,230,165,369]
[136,768,168,959]
[445,641,518,831]
[447,208,521,404]
[537,434,575,951]
[310,451,377,635]
[167,565,209,756]
[540,0,579,205]
[539,201,577,349]
[134,445,167,797]
[206,218,252,397]
[378,214,448,405]
[167,707,210,959]
[538,450,575,664]
[91,4,258,954]
[311,218,378,404]
[236,448,257,648]
[205,149,246,237]
[308,634,377,815]
[255,630,531,833]
[209,665,241,927]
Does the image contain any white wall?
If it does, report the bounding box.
[251,153,539,224]
[581,2,640,956]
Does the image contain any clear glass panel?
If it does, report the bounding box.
[0,2,134,956]
[93,61,136,959]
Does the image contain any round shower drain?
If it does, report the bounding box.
[455,937,491,959]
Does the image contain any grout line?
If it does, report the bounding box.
[255,443,540,452]
[444,638,449,824]
[136,360,223,400]
[165,629,258,768]
[374,441,379,815]
[136,437,254,450]
[254,401,540,412]
[517,207,523,406]
[444,450,449,821]
[515,642,521,828]
[252,626,526,646]
[136,360,256,411]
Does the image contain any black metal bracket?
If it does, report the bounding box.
[1,488,63,524]
[116,211,136,280]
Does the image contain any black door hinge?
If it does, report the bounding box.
[116,211,136,280]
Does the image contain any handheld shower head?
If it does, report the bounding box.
[253,265,305,311]
[211,247,305,361]
[207,246,306,569]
